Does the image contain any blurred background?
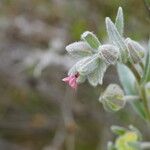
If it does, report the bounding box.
[0,0,149,150]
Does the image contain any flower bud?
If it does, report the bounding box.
[115,131,139,150]
[98,44,119,65]
[99,84,125,112]
[125,38,144,63]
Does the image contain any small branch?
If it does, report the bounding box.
[139,61,144,71]
[141,85,150,121]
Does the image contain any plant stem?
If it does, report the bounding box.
[139,61,144,70]
[141,85,150,121]
[127,62,150,121]
[127,62,141,83]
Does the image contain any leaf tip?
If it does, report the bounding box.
[118,6,123,13]
[81,31,91,39]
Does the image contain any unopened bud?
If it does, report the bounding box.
[98,44,119,65]
[125,38,144,63]
[99,84,125,112]
[115,131,139,150]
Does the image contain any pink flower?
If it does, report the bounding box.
[62,73,79,90]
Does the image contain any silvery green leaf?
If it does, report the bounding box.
[76,54,99,75]
[87,68,99,86]
[117,63,148,120]
[98,60,107,84]
[66,41,93,58]
[111,125,126,135]
[125,38,145,64]
[98,44,119,65]
[81,31,101,51]
[87,60,107,86]
[76,75,86,83]
[141,40,150,83]
[115,7,124,36]
[105,17,129,63]
[99,84,125,112]
[68,64,77,75]
[107,141,116,150]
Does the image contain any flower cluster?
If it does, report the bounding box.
[62,32,119,88]
[63,7,144,90]
[62,6,150,150]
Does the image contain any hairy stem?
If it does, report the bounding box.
[140,61,144,69]
[127,62,150,121]
[127,62,141,82]
[141,85,150,121]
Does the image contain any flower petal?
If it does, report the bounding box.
[62,77,70,82]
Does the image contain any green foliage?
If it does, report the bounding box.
[106,17,128,63]
[115,7,124,36]
[64,6,150,150]
[117,63,147,120]
[81,31,101,50]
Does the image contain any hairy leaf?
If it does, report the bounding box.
[106,17,128,63]
[81,31,101,51]
[87,60,107,86]
[115,7,124,36]
[117,63,147,120]
[66,41,93,58]
[76,54,99,75]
